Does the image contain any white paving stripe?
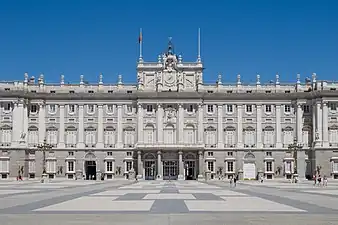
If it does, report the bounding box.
[0,189,37,195]
[185,197,306,212]
[143,193,196,199]
[178,189,247,196]
[35,197,154,211]
[92,189,160,196]
[302,189,338,195]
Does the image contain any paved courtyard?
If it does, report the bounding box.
[0,179,338,224]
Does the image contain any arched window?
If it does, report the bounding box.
[164,124,175,144]
[0,125,12,144]
[184,124,195,144]
[244,126,255,147]
[46,127,58,146]
[85,127,96,146]
[282,126,294,146]
[144,124,155,144]
[263,126,275,147]
[329,125,338,146]
[104,126,116,147]
[123,127,135,146]
[65,126,77,146]
[302,126,312,147]
[224,126,236,147]
[28,126,39,146]
[204,126,217,146]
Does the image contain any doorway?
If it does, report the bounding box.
[144,160,155,180]
[185,160,196,180]
[163,160,178,180]
[85,161,96,180]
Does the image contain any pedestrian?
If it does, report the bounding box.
[323,175,328,187]
[313,174,317,186]
[317,175,322,186]
[229,176,233,187]
[233,176,237,187]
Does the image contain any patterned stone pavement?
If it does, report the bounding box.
[0,179,338,224]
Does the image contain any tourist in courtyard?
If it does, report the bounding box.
[229,176,233,187]
[323,175,328,186]
[313,174,317,186]
[233,176,237,187]
[317,175,322,186]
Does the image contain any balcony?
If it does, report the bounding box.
[205,144,216,148]
[65,144,76,148]
[263,144,275,148]
[124,144,135,148]
[224,144,236,148]
[104,144,116,148]
[136,143,204,150]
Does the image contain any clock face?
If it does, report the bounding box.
[165,74,175,86]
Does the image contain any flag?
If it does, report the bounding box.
[138,30,142,43]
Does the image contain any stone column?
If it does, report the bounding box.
[197,150,204,180]
[22,101,28,145]
[38,102,46,143]
[157,150,162,180]
[96,104,104,148]
[198,103,204,144]
[157,104,164,144]
[256,104,262,148]
[315,102,322,147]
[312,104,316,144]
[178,104,184,144]
[117,105,123,148]
[137,151,143,179]
[77,105,85,148]
[275,104,282,148]
[58,105,65,148]
[178,151,184,180]
[237,105,243,148]
[322,101,329,147]
[217,105,223,148]
[137,103,144,144]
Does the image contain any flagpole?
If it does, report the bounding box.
[139,28,143,61]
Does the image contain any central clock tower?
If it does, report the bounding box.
[161,39,179,91]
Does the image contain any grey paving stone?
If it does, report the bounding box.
[150,200,189,213]
[115,193,147,200]
[192,193,224,200]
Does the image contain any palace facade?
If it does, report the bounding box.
[1,40,338,181]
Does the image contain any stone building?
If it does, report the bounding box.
[0,39,338,181]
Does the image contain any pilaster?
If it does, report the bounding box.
[237,105,243,148]
[157,104,164,144]
[137,150,143,179]
[275,104,282,148]
[117,105,123,148]
[315,101,322,147]
[198,103,204,144]
[38,102,46,143]
[96,104,104,148]
[197,150,204,180]
[322,101,329,147]
[58,105,65,148]
[296,103,303,144]
[21,100,28,146]
[256,104,262,148]
[137,103,144,144]
[178,104,184,144]
[217,104,223,148]
[77,104,85,148]
[12,100,23,146]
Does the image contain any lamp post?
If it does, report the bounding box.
[37,138,53,176]
[288,137,303,177]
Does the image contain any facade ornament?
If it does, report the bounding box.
[296,73,301,84]
[237,74,241,85]
[38,73,44,85]
[99,73,103,84]
[137,72,143,84]
[177,72,183,83]
[158,55,162,63]
[315,129,320,140]
[60,74,65,85]
[178,55,182,63]
[312,73,317,83]
[80,74,84,85]
[275,73,280,85]
[24,72,28,84]
[256,74,260,85]
[118,74,123,85]
[217,74,222,85]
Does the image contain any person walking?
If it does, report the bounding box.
[233,176,237,187]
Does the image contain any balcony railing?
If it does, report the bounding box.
[224,144,236,148]
[104,144,116,148]
[263,144,275,148]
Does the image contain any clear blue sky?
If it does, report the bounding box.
[0,0,337,84]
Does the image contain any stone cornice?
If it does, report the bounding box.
[0,90,337,101]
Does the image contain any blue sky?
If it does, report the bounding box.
[0,0,337,84]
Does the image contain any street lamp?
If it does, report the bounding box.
[37,138,53,175]
[288,137,303,176]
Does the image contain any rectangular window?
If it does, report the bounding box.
[3,103,11,111]
[68,151,74,156]
[69,105,75,113]
[107,151,112,156]
[126,161,132,171]
[126,151,132,156]
[207,152,213,157]
[68,161,74,172]
[266,161,272,172]
[187,104,194,112]
[146,105,153,112]
[303,105,310,113]
[330,103,337,111]
[126,105,132,113]
[266,151,272,157]
[207,105,214,113]
[265,105,272,113]
[284,105,291,113]
[207,161,214,172]
[49,105,56,113]
[227,151,233,156]
[30,105,38,113]
[226,105,233,113]
[106,161,113,172]
[227,162,234,172]
[246,105,252,113]
[88,105,94,113]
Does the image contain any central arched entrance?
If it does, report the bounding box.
[144,153,156,180]
[185,153,197,180]
[243,152,256,180]
[84,152,97,180]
